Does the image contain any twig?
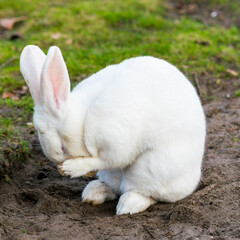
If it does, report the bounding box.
[0,57,17,70]
[143,225,155,239]
[193,74,201,97]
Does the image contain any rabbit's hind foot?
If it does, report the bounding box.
[82,180,117,205]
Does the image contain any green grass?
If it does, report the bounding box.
[234,89,240,97]
[0,115,30,181]
[0,0,240,179]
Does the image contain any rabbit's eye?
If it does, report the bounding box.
[61,144,66,154]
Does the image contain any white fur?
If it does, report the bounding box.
[20,45,206,215]
[82,180,117,205]
[117,192,157,215]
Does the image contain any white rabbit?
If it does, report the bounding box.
[20,45,206,215]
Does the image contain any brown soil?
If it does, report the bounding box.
[1,95,239,240]
[167,0,240,28]
[1,2,240,240]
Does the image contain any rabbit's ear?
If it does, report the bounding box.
[40,46,70,116]
[20,45,46,105]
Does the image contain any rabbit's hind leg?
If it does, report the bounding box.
[116,191,156,215]
[82,180,117,205]
[82,170,122,205]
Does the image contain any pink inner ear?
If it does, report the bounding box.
[48,52,67,109]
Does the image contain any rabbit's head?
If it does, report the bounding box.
[20,45,83,164]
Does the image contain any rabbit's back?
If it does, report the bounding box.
[83,57,205,170]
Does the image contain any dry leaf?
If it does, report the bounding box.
[2,91,19,100]
[187,4,197,14]
[0,16,27,30]
[51,33,61,39]
[2,91,14,99]
[2,86,28,101]
[66,38,72,45]
[226,69,238,77]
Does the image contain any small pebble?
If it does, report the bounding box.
[210,11,218,18]
[26,122,34,127]
[225,93,231,99]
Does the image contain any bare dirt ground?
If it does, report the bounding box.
[1,2,240,240]
[0,95,239,240]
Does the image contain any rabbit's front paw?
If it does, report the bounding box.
[82,180,117,205]
[58,157,102,178]
[116,191,156,215]
[58,159,83,178]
